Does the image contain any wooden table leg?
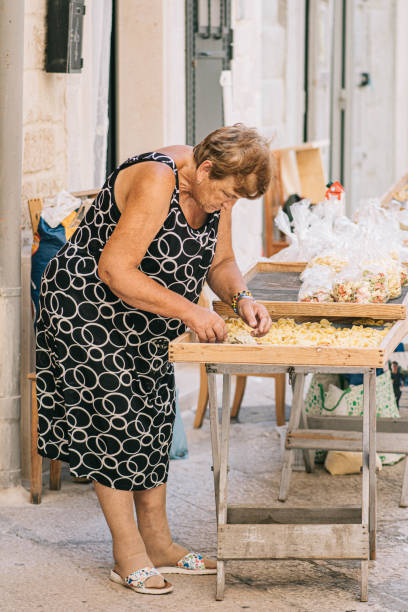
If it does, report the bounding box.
[194,364,209,428]
[400,456,408,507]
[208,371,220,515]
[30,379,42,504]
[298,387,315,473]
[216,373,232,601]
[278,373,305,502]
[361,371,370,601]
[274,373,286,427]
[299,409,315,473]
[361,559,368,603]
[50,461,62,490]
[368,370,377,561]
[230,375,247,419]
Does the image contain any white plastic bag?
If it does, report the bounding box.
[41,190,82,228]
[270,209,305,261]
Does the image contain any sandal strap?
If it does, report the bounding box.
[126,567,161,588]
[177,552,205,570]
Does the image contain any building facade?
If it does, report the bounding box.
[0,0,407,487]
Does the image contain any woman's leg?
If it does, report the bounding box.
[134,483,216,568]
[133,483,188,566]
[93,481,165,587]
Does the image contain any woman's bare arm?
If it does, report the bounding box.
[206,208,248,302]
[207,209,271,336]
[98,162,227,342]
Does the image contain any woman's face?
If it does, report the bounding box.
[193,161,240,213]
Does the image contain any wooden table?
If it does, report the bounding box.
[213,260,408,508]
[169,297,408,601]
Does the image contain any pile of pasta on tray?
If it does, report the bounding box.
[225,317,391,348]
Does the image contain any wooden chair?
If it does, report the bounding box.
[28,189,99,236]
[194,368,286,428]
[264,140,329,256]
[27,190,98,503]
[381,169,408,207]
[28,373,61,504]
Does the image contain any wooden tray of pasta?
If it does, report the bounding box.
[168,315,408,368]
[212,261,408,321]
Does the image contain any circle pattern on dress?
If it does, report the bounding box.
[36,152,220,490]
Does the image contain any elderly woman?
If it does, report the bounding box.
[36,124,272,595]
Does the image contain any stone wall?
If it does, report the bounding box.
[22,0,68,253]
[21,0,112,251]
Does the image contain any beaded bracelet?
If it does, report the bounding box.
[232,290,253,314]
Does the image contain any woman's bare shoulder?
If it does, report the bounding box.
[157,144,193,158]
[115,159,176,212]
[117,157,176,185]
[157,145,194,170]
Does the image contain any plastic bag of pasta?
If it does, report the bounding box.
[383,258,403,299]
[298,265,334,303]
[332,266,371,303]
[362,256,403,300]
[401,263,408,287]
[360,263,390,303]
[306,253,349,275]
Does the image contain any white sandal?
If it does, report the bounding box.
[157,552,217,575]
[110,567,173,595]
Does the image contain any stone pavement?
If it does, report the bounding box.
[1,376,408,612]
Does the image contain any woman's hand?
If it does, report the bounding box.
[184,306,228,343]
[238,299,271,337]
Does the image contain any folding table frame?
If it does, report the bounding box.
[206,363,375,602]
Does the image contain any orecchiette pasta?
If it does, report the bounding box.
[225,317,391,348]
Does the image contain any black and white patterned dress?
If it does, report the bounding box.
[36,152,220,490]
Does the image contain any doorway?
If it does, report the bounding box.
[305,0,396,212]
[185,0,233,145]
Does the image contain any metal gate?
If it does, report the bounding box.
[185,0,233,145]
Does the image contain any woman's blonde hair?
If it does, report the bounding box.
[193,123,271,199]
